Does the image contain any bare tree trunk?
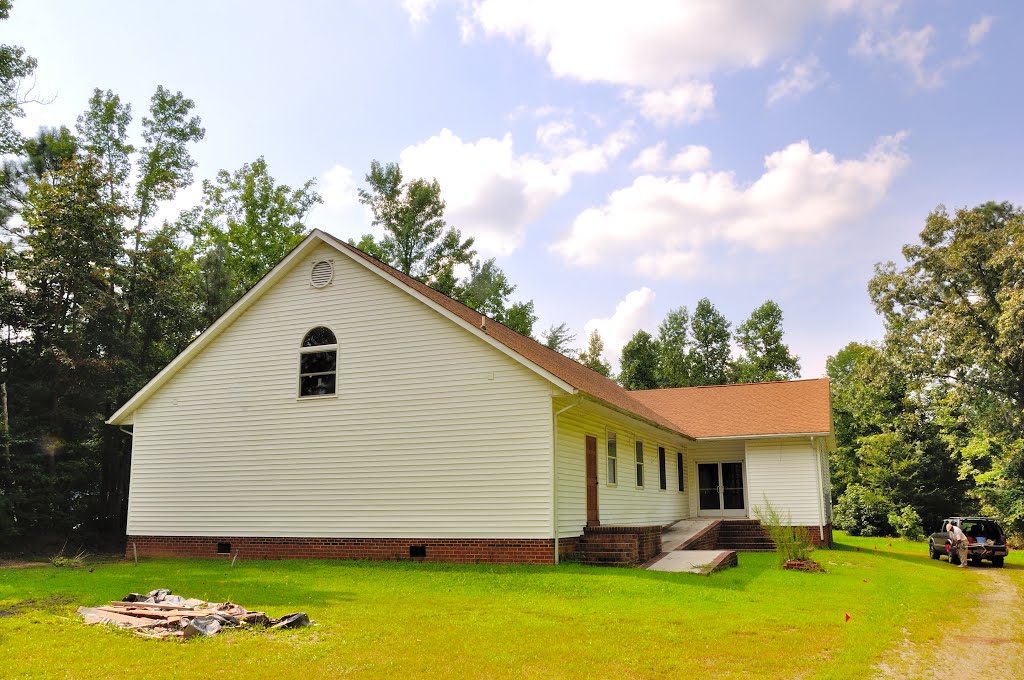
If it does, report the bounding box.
[1,382,8,471]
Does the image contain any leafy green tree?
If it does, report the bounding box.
[503,300,536,337]
[188,156,321,311]
[688,298,731,386]
[0,0,38,155]
[133,86,205,237]
[619,330,660,390]
[656,306,691,387]
[578,329,612,377]
[76,89,133,223]
[356,160,475,286]
[827,340,963,527]
[354,161,536,337]
[870,202,1024,531]
[732,300,800,383]
[542,322,577,358]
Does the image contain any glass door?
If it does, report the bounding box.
[697,461,746,516]
[698,463,720,511]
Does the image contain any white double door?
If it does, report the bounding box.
[697,461,746,517]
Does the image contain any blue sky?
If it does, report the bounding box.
[9,1,1023,376]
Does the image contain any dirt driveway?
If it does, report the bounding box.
[873,566,1024,678]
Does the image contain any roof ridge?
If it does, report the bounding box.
[630,377,829,394]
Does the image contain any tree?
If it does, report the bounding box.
[688,298,732,386]
[619,330,660,390]
[869,202,1024,531]
[503,300,536,338]
[133,86,205,237]
[656,306,691,387]
[188,156,321,310]
[357,160,475,286]
[732,300,800,383]
[578,329,611,377]
[355,161,536,337]
[826,341,965,530]
[0,0,38,155]
[542,322,577,358]
[76,89,133,225]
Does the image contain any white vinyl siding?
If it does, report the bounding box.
[126,243,558,539]
[555,400,688,537]
[744,438,823,526]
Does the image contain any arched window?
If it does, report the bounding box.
[299,326,337,397]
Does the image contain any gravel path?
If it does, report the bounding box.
[873,566,1024,678]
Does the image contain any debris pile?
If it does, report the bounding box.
[76,588,311,641]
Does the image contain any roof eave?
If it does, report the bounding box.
[694,431,832,441]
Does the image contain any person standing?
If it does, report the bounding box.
[947,522,969,568]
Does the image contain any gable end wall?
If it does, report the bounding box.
[127,243,557,540]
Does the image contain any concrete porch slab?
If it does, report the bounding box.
[644,549,736,574]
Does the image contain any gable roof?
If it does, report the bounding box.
[321,232,691,438]
[108,230,688,436]
[629,378,832,439]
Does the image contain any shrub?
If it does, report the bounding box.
[832,484,893,536]
[49,545,88,568]
[754,498,814,564]
[887,505,924,539]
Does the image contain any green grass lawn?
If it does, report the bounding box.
[0,533,1012,679]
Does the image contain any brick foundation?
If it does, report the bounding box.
[126,535,558,564]
[575,525,662,566]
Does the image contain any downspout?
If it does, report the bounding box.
[552,396,584,565]
[811,436,824,542]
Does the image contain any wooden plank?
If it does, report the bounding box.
[97,606,216,619]
[77,606,153,627]
[110,601,201,611]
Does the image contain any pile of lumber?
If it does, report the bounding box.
[77,589,310,640]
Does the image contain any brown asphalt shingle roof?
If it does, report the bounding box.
[327,232,832,441]
[629,378,833,439]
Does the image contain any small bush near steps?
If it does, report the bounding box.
[754,499,820,571]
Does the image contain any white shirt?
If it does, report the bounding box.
[949,525,967,542]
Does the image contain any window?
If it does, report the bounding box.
[635,441,644,487]
[299,326,338,396]
[677,452,684,492]
[607,432,617,485]
[658,447,667,490]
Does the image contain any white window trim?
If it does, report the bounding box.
[298,327,339,399]
[606,430,618,487]
[635,439,645,489]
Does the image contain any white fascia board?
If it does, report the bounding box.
[576,395,694,443]
[106,232,327,425]
[696,431,831,442]
[316,230,577,395]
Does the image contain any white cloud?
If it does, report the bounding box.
[582,287,658,370]
[468,0,863,87]
[399,123,634,256]
[766,54,829,105]
[626,82,715,126]
[402,0,440,26]
[551,133,908,278]
[630,143,711,173]
[966,15,994,47]
[308,164,372,237]
[851,25,942,88]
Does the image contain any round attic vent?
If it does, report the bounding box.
[310,260,334,288]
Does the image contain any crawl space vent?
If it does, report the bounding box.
[310,260,334,288]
